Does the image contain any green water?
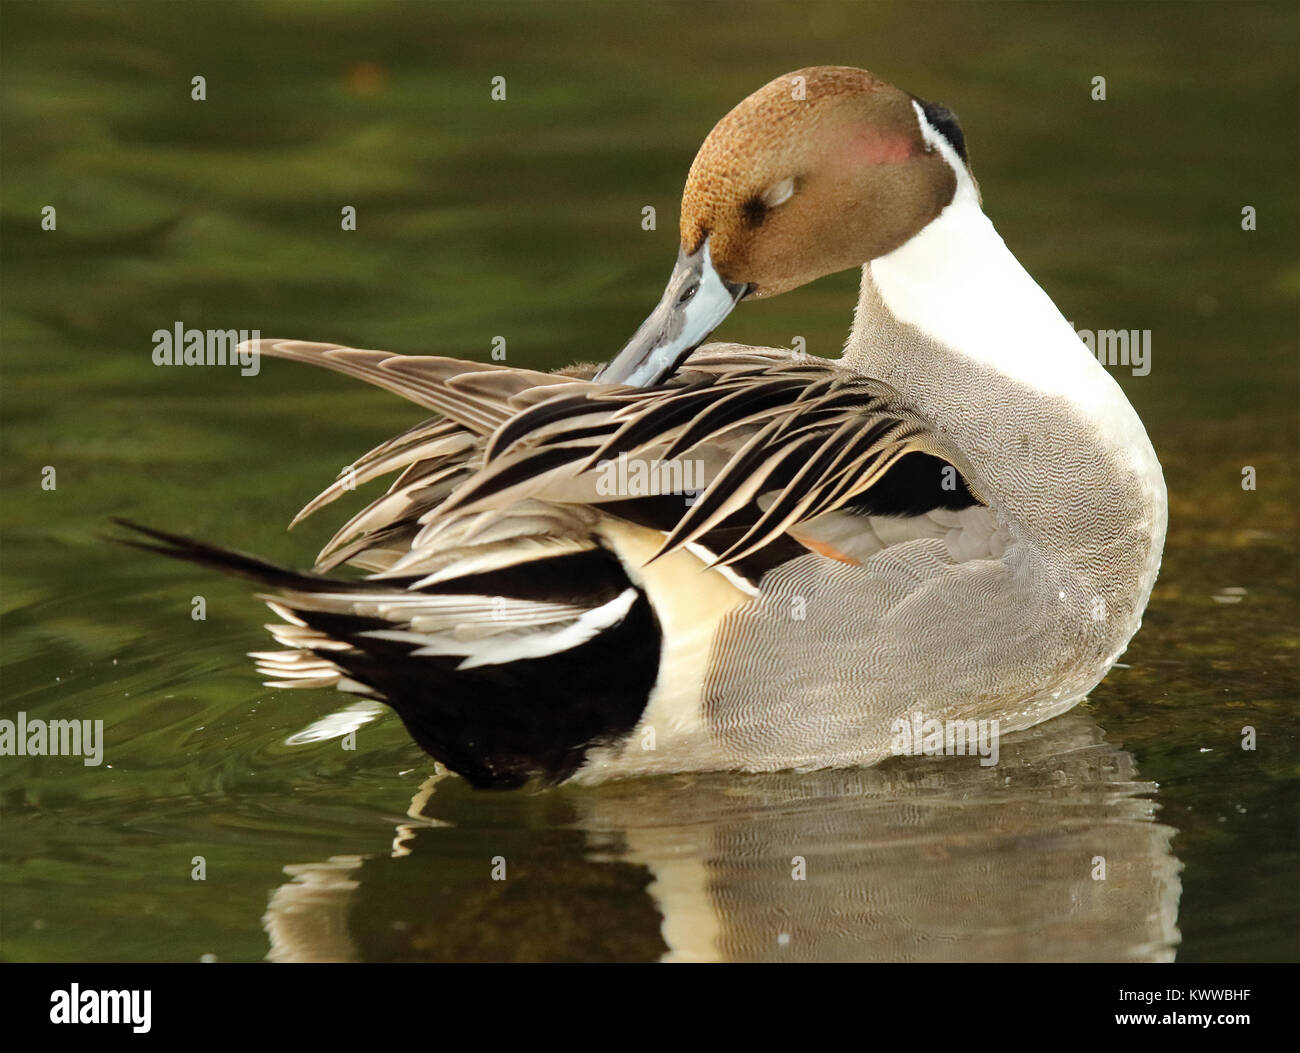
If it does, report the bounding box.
[1,1,1296,962]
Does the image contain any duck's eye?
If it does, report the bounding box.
[760,177,797,209]
[677,281,699,306]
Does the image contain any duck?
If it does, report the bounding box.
[123,66,1167,790]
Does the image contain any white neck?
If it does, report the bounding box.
[852,132,1142,436]
[842,123,1166,602]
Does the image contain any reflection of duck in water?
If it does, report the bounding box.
[125,66,1166,788]
[263,712,1181,962]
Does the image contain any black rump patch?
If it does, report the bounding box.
[915,98,968,163]
[116,522,661,790]
[305,547,661,789]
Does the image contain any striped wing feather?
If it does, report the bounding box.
[244,339,978,576]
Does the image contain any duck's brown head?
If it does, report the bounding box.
[598,66,972,386]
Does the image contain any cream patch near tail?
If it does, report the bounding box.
[585,520,756,776]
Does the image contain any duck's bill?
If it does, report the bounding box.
[595,239,749,387]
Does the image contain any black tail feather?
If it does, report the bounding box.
[112,519,662,789]
[110,518,344,592]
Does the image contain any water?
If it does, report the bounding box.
[2,1,1296,962]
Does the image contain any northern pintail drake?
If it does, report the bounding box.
[126,66,1167,789]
